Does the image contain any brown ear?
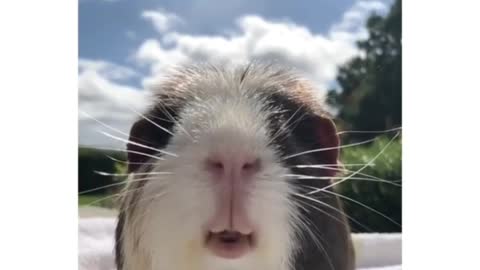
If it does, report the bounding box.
[312,116,340,176]
[126,109,175,173]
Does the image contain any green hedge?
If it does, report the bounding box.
[337,135,402,233]
[78,147,126,195]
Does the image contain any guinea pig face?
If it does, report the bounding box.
[118,64,345,270]
[125,96,300,270]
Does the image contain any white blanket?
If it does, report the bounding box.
[79,218,401,270]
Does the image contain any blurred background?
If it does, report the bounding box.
[79,0,401,233]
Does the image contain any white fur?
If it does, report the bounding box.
[120,68,300,270]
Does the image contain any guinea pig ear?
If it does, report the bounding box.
[126,111,174,173]
[312,115,340,172]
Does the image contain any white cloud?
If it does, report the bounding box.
[78,59,140,82]
[79,1,388,148]
[78,60,149,148]
[331,0,388,40]
[135,1,387,93]
[141,9,183,33]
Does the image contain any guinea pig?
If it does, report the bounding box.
[114,62,355,270]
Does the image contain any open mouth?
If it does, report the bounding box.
[205,230,255,259]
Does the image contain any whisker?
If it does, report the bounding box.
[79,110,157,146]
[293,185,372,232]
[104,155,159,166]
[339,167,402,184]
[293,193,354,228]
[312,132,401,193]
[83,180,170,209]
[282,174,401,187]
[94,171,172,177]
[89,146,164,162]
[128,106,176,137]
[268,105,306,145]
[293,192,372,232]
[337,126,402,135]
[78,174,170,195]
[99,131,177,157]
[105,154,127,164]
[290,164,401,184]
[282,137,378,161]
[117,189,170,243]
[292,163,373,168]
[317,189,401,227]
[80,110,131,137]
[251,181,338,264]
[293,212,335,270]
[148,113,175,123]
[153,103,196,142]
[81,188,137,208]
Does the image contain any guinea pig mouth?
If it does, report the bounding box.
[205,230,255,259]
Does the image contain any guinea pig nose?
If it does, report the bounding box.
[205,157,261,179]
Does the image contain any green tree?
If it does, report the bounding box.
[328,0,401,142]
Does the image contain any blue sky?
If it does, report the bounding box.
[78,0,393,148]
[81,0,360,63]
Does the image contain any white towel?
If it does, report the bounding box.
[78,218,402,270]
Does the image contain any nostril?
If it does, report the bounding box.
[212,161,224,170]
[242,158,261,172]
[206,159,224,173]
[242,163,252,170]
[206,157,261,177]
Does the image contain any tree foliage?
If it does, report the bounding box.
[78,147,126,194]
[328,0,402,142]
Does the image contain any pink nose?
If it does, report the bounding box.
[205,156,261,181]
[204,155,260,234]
